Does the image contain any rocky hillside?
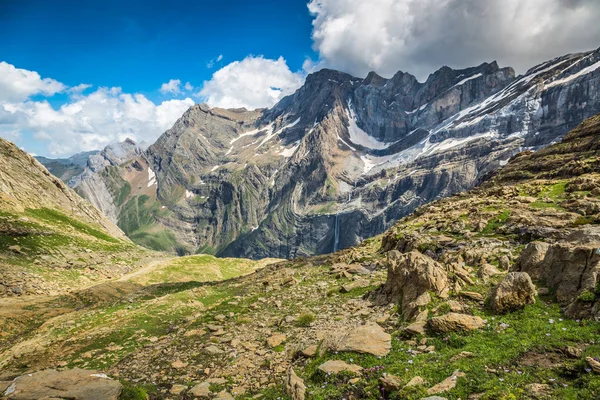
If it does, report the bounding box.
[0,138,152,296]
[47,48,600,258]
[3,113,600,399]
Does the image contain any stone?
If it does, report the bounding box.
[477,264,501,282]
[426,370,465,394]
[374,250,449,320]
[525,383,552,398]
[331,323,392,356]
[404,321,427,336]
[446,300,464,312]
[405,376,425,387]
[379,374,402,391]
[460,291,484,302]
[266,333,286,348]
[2,368,122,400]
[428,313,485,333]
[171,360,188,369]
[300,345,318,357]
[214,390,235,400]
[586,357,600,373]
[340,280,369,293]
[490,272,536,314]
[190,382,212,398]
[421,397,448,400]
[562,346,583,358]
[285,368,306,400]
[203,345,224,355]
[318,360,363,375]
[170,384,187,395]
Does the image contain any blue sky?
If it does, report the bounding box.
[1,0,599,157]
[0,0,315,103]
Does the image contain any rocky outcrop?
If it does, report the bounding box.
[2,368,122,400]
[373,250,448,320]
[490,272,537,314]
[516,227,600,318]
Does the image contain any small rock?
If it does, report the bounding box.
[318,360,363,375]
[428,313,485,333]
[285,368,306,400]
[460,291,484,302]
[214,390,235,400]
[379,374,402,391]
[266,333,286,348]
[405,376,425,387]
[189,382,211,398]
[170,384,187,395]
[340,280,369,293]
[426,370,465,394]
[171,360,188,369]
[586,357,600,373]
[300,345,318,358]
[334,323,392,356]
[525,383,552,398]
[404,321,426,336]
[203,345,224,355]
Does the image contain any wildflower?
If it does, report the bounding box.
[549,319,555,324]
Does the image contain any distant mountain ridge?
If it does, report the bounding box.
[41,48,600,258]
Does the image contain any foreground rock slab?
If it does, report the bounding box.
[2,368,122,400]
[318,360,363,375]
[490,272,536,314]
[428,313,485,333]
[335,323,392,356]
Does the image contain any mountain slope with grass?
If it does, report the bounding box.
[3,114,600,399]
[0,137,153,296]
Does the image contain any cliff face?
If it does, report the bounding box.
[54,48,600,258]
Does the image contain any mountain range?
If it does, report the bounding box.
[37,47,600,259]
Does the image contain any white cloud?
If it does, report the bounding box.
[159,79,182,94]
[308,0,600,80]
[207,54,224,69]
[0,62,194,156]
[0,61,66,102]
[199,56,304,109]
[184,82,194,91]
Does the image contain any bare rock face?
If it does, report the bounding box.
[428,313,486,333]
[285,368,306,400]
[374,250,449,320]
[516,228,600,319]
[2,368,122,400]
[490,272,537,314]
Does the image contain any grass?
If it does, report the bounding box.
[257,301,600,400]
[296,312,316,327]
[481,209,511,235]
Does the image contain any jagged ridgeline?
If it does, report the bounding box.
[0,138,148,296]
[38,48,600,258]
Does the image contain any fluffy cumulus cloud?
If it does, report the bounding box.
[308,0,600,80]
[159,79,182,94]
[0,62,194,156]
[0,61,66,102]
[199,56,305,109]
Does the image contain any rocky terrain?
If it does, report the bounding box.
[39,48,600,259]
[3,113,600,399]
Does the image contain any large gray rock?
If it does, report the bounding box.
[2,368,122,400]
[490,272,537,314]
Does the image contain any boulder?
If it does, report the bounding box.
[2,368,122,400]
[327,323,392,356]
[490,272,536,314]
[428,313,485,333]
[374,250,449,320]
[285,368,306,400]
[318,360,363,375]
[404,321,427,336]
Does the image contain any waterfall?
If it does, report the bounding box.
[333,214,340,252]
